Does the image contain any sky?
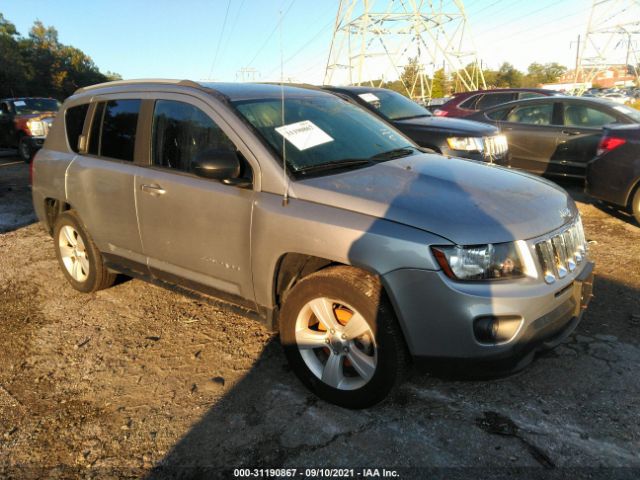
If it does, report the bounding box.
[1,0,593,85]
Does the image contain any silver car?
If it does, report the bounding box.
[32,80,594,408]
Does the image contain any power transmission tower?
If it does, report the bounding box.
[236,67,260,82]
[574,0,640,94]
[323,0,485,100]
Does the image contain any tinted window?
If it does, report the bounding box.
[65,104,89,153]
[152,100,235,173]
[486,107,510,120]
[506,103,554,125]
[563,104,616,128]
[88,102,105,156]
[476,93,516,110]
[458,94,481,109]
[100,100,141,161]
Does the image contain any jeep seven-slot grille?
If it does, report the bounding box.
[535,218,587,284]
[482,134,509,160]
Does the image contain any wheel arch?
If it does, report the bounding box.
[43,197,72,235]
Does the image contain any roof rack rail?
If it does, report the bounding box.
[74,79,201,95]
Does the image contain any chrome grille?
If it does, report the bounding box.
[483,134,509,160]
[535,217,587,284]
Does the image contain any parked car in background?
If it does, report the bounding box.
[433,88,561,118]
[0,97,60,162]
[468,96,640,179]
[323,86,509,165]
[587,124,640,224]
[33,79,593,408]
[601,92,631,104]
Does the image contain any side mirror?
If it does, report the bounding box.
[192,149,241,180]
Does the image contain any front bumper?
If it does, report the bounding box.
[383,260,594,361]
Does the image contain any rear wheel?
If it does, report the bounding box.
[631,187,640,225]
[53,211,116,293]
[279,266,408,409]
[18,136,33,163]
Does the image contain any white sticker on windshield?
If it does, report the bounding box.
[275,120,333,151]
[358,93,380,103]
[14,100,26,106]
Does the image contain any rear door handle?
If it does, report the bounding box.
[140,184,166,195]
[561,130,581,136]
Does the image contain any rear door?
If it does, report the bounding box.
[497,101,563,174]
[66,95,148,270]
[134,95,256,305]
[554,102,620,178]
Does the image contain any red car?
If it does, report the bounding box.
[434,88,561,118]
[0,97,60,162]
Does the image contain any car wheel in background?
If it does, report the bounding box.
[631,187,640,225]
[18,137,33,163]
[279,266,408,409]
[53,211,116,293]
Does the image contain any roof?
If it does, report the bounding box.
[73,79,333,102]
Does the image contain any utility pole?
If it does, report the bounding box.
[575,0,640,94]
[324,0,485,100]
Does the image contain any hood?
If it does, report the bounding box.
[395,115,499,136]
[291,154,576,245]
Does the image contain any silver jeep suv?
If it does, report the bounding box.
[32,80,594,408]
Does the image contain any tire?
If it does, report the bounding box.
[18,136,33,163]
[53,211,116,293]
[631,187,640,225]
[279,266,408,409]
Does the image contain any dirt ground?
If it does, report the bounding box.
[0,150,639,479]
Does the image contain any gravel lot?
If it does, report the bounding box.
[0,151,639,479]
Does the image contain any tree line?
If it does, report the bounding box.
[0,13,120,100]
[382,59,569,98]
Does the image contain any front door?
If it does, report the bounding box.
[0,102,14,147]
[134,97,256,305]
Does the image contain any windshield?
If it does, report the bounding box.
[356,90,431,121]
[13,98,60,114]
[232,95,416,175]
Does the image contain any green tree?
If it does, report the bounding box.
[0,13,28,97]
[524,62,567,86]
[431,68,447,98]
[495,62,523,88]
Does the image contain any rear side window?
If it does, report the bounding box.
[65,104,89,153]
[458,94,481,109]
[486,107,510,120]
[101,100,141,161]
[88,100,141,161]
[476,93,516,110]
[563,104,616,128]
[519,92,545,100]
[152,100,235,173]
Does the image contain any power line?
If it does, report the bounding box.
[246,0,297,68]
[208,0,232,79]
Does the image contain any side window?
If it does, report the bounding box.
[486,107,510,121]
[563,105,616,128]
[65,104,89,153]
[458,94,481,110]
[100,100,141,161]
[476,93,516,110]
[0,102,9,114]
[88,102,105,156]
[152,100,236,173]
[505,103,554,125]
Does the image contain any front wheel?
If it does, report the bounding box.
[279,266,408,409]
[53,211,116,293]
[18,136,33,163]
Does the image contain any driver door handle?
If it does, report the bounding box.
[140,184,166,195]
[561,130,581,136]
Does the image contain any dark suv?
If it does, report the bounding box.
[0,97,60,162]
[434,88,561,118]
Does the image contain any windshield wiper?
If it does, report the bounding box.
[295,158,372,175]
[393,114,431,121]
[370,147,416,161]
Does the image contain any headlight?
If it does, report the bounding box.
[446,136,484,152]
[27,119,45,136]
[431,242,527,281]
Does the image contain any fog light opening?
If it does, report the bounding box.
[473,316,522,344]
